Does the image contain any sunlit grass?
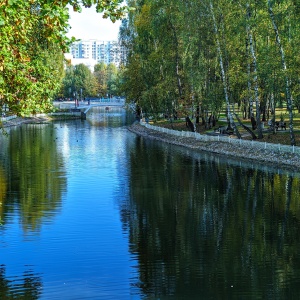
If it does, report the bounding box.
[152,105,300,145]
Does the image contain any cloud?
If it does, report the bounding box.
[67,6,121,41]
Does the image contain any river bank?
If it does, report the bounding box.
[128,122,300,171]
[1,114,82,128]
[2,116,300,171]
[1,116,50,128]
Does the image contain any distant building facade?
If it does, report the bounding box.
[69,40,127,68]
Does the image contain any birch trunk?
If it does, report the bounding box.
[209,1,241,139]
[246,3,263,139]
[268,0,296,146]
[169,21,184,99]
[246,41,253,119]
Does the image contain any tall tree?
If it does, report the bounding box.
[106,63,119,97]
[267,0,296,145]
[209,1,241,138]
[94,62,108,97]
[62,64,97,99]
[246,2,263,138]
[0,0,128,116]
[121,0,299,142]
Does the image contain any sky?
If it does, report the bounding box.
[67,6,122,41]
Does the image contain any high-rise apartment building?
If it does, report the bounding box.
[69,40,127,67]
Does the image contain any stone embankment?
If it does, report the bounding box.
[1,113,80,128]
[1,116,50,127]
[128,122,300,171]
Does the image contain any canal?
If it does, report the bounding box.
[0,107,300,299]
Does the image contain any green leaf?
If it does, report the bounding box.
[0,17,5,26]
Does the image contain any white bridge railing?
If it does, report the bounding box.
[140,121,300,155]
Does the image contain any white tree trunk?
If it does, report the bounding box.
[246,3,263,138]
[268,0,296,145]
[246,43,253,119]
[209,1,241,138]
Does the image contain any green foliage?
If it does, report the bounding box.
[121,0,299,138]
[61,62,122,99]
[0,0,128,116]
[94,62,108,97]
[120,0,188,116]
[62,64,97,98]
[93,62,121,97]
[73,64,97,97]
[106,63,119,96]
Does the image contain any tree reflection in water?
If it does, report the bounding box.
[120,136,300,299]
[0,166,7,224]
[0,124,66,232]
[0,265,42,299]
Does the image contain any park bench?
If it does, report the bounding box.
[214,125,233,135]
[267,120,286,132]
[275,121,286,130]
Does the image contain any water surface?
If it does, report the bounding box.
[0,107,300,299]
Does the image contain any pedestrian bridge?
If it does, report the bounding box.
[84,98,125,114]
[53,97,126,118]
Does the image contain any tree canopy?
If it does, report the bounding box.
[60,62,122,99]
[120,0,300,145]
[0,0,128,116]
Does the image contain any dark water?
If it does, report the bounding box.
[0,107,300,299]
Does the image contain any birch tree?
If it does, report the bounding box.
[209,1,241,138]
[246,2,263,138]
[267,0,296,146]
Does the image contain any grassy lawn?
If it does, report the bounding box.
[151,108,300,146]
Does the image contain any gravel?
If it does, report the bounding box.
[128,123,300,171]
[1,116,50,127]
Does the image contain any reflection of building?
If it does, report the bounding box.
[69,40,127,67]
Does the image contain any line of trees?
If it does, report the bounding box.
[58,62,122,100]
[120,0,300,145]
[0,0,127,116]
